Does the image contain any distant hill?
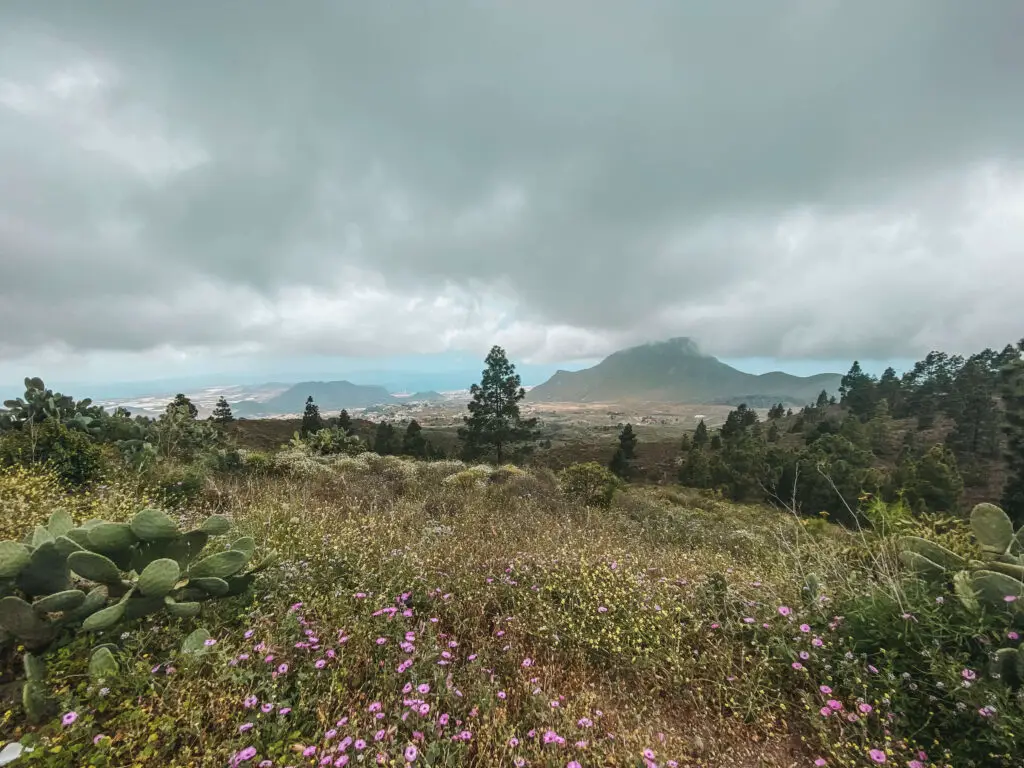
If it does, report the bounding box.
[405,391,445,403]
[527,337,841,406]
[233,380,398,416]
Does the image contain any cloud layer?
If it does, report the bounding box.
[2,1,1023,380]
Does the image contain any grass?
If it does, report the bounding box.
[1,455,1021,766]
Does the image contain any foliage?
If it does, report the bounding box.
[336,408,353,435]
[559,461,621,508]
[608,423,636,479]
[211,397,234,424]
[0,420,107,487]
[401,419,429,459]
[1001,344,1024,524]
[458,345,539,463]
[373,421,398,455]
[166,394,198,420]
[300,396,324,437]
[302,427,367,457]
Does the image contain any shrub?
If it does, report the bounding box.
[559,461,621,508]
[0,420,107,487]
[150,464,210,509]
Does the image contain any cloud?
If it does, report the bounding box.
[1,1,1023,382]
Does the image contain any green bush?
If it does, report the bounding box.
[559,461,621,508]
[150,465,209,509]
[0,421,107,487]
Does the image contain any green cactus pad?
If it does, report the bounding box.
[124,595,166,620]
[82,601,126,631]
[33,589,87,614]
[63,586,108,623]
[0,596,54,644]
[31,525,54,547]
[971,503,1015,557]
[230,536,256,557]
[0,541,31,578]
[87,523,137,553]
[992,647,1023,688]
[224,573,255,596]
[68,550,122,583]
[190,576,230,596]
[179,530,211,563]
[64,528,92,548]
[953,570,980,613]
[180,627,212,655]
[46,509,74,538]
[984,561,1024,582]
[189,549,248,579]
[899,550,947,580]
[248,549,279,574]
[88,647,120,680]
[53,535,84,559]
[23,652,46,682]
[164,596,202,618]
[130,508,180,541]
[138,558,181,597]
[22,679,51,724]
[970,570,1024,606]
[17,542,71,597]
[200,515,231,536]
[898,536,968,570]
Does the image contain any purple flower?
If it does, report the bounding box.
[404,745,418,762]
[778,605,792,616]
[239,723,254,733]
[61,711,78,726]
[315,659,327,669]
[355,740,366,750]
[277,663,289,674]
[279,707,291,715]
[508,737,520,747]
[261,703,273,713]
[234,746,257,763]
[868,748,887,763]
[417,683,430,694]
[204,638,217,646]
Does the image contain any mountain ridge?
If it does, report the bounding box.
[527,337,841,406]
[233,380,398,416]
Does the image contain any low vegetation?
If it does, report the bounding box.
[0,342,1022,766]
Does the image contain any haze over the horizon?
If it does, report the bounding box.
[2,2,1023,389]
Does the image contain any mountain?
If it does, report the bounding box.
[404,390,446,403]
[527,337,841,406]
[233,380,398,416]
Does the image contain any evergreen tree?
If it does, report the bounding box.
[401,419,429,458]
[609,423,638,479]
[1000,345,1024,524]
[876,367,902,414]
[337,409,353,435]
[815,390,829,409]
[767,422,780,443]
[679,433,692,452]
[907,445,964,514]
[768,403,786,419]
[301,396,324,437]
[168,393,198,420]
[458,346,539,463]
[373,421,398,455]
[678,445,713,488]
[945,355,1001,462]
[692,419,709,447]
[839,361,878,420]
[212,397,234,424]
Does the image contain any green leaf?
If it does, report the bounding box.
[82,601,126,631]
[32,589,86,614]
[188,549,248,579]
[0,541,31,579]
[138,558,181,598]
[130,508,180,541]
[200,515,231,536]
[88,647,120,680]
[46,509,74,538]
[68,551,122,583]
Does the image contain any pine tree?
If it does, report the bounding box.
[839,362,878,420]
[768,403,786,419]
[767,422,780,443]
[946,356,1001,462]
[212,397,234,424]
[458,346,539,463]
[401,419,429,458]
[609,423,638,479]
[373,421,398,455]
[876,367,902,414]
[168,393,198,419]
[692,419,709,447]
[337,409,353,435]
[1000,345,1024,524]
[301,396,324,437]
[815,390,829,409]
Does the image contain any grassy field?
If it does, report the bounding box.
[2,455,1022,767]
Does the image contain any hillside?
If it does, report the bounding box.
[233,380,397,416]
[528,337,841,406]
[403,390,446,403]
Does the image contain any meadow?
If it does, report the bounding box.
[3,449,1022,767]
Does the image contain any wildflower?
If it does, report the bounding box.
[812,637,824,647]
[1005,595,1018,603]
[234,747,258,763]
[979,705,997,717]
[778,606,792,617]
[315,659,327,669]
[369,701,382,712]
[335,758,349,767]
[509,737,520,747]
[799,624,811,632]
[376,637,388,645]
[418,683,430,694]
[568,762,582,768]
[514,760,526,768]
[279,707,291,715]
[819,707,831,717]
[867,665,878,673]
[598,606,608,613]
[303,746,316,757]
[61,711,78,727]
[439,713,450,726]
[261,703,273,713]
[814,760,827,767]
[858,703,873,714]
[204,638,217,646]
[277,663,289,674]
[743,617,755,623]
[643,749,656,760]
[868,748,887,763]
[961,668,976,681]
[355,739,366,750]
[791,662,804,670]
[374,729,386,741]
[522,657,533,667]
[245,630,255,638]
[799,651,810,660]
[819,685,832,694]
[827,699,843,710]
[405,745,418,762]
[93,734,106,745]
[497,691,507,700]
[240,723,254,733]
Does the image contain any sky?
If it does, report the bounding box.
[1,1,1022,396]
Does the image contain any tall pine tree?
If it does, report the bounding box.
[212,397,234,424]
[693,419,709,447]
[337,409,353,435]
[167,393,198,419]
[401,419,429,458]
[373,421,398,455]
[301,396,324,437]
[1000,343,1024,524]
[458,346,539,463]
[839,362,878,420]
[609,423,638,479]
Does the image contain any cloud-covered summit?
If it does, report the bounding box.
[2,1,1023,381]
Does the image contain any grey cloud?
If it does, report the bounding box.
[1,1,1023,366]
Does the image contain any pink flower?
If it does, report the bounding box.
[1008,631,1020,641]
[799,624,811,632]
[417,683,430,694]
[497,691,507,700]
[827,700,843,710]
[791,662,804,670]
[778,606,792,616]
[858,703,873,714]
[819,685,832,694]
[814,760,827,767]
[277,663,289,674]
[819,707,831,717]
[315,659,327,669]
[868,748,887,763]
[404,745,418,762]
[643,749,656,760]
[961,668,976,681]
[1005,595,1018,603]
[61,711,78,726]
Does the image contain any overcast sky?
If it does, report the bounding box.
[1,1,1022,389]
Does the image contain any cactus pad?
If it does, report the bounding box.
[899,550,947,580]
[0,541,31,579]
[130,508,179,541]
[88,647,120,680]
[180,627,212,655]
[897,536,967,570]
[46,509,74,538]
[0,596,55,645]
[87,523,136,553]
[82,601,126,631]
[17,542,71,597]
[165,596,202,618]
[230,536,256,557]
[190,576,230,596]
[200,515,231,536]
[32,589,87,614]
[970,569,1024,607]
[138,558,181,597]
[971,503,1015,557]
[68,551,122,583]
[22,679,50,724]
[189,549,248,579]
